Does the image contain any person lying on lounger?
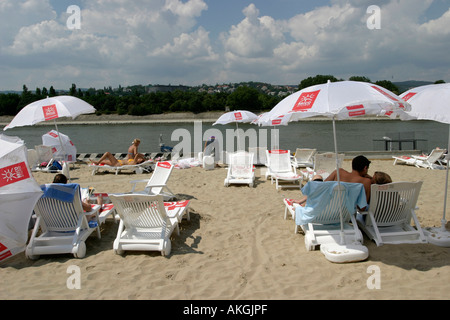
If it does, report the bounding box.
[292,175,324,206]
[91,138,146,166]
[52,173,103,212]
[325,155,373,202]
[371,171,392,185]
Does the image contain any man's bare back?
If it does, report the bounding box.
[325,155,372,201]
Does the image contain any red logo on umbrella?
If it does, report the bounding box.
[272,119,282,125]
[42,104,59,121]
[402,92,417,101]
[371,86,407,109]
[346,104,366,117]
[0,162,30,187]
[292,90,320,112]
[234,112,243,120]
[0,242,12,262]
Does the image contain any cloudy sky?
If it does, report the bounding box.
[1,0,449,91]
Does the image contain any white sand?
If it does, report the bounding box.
[1,159,449,300]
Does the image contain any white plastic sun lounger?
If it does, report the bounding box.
[294,181,367,250]
[26,183,101,259]
[265,149,302,190]
[128,161,176,201]
[393,148,446,169]
[89,159,154,175]
[224,151,255,187]
[357,181,426,246]
[109,194,186,256]
[291,148,316,168]
[301,152,344,181]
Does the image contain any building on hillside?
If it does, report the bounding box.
[146,85,189,93]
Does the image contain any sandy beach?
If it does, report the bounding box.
[1,157,449,301]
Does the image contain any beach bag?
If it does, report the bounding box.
[49,160,62,171]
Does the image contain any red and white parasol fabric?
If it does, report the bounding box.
[3,96,96,130]
[0,134,43,262]
[213,110,258,125]
[252,112,291,126]
[42,130,77,162]
[213,110,258,151]
[401,83,450,247]
[267,80,410,121]
[401,83,450,123]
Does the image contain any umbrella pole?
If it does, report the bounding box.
[442,125,450,230]
[332,117,345,245]
[236,122,242,151]
[53,120,67,162]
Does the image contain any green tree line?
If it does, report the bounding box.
[1,76,444,117]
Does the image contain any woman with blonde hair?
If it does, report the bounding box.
[127,138,145,163]
[371,171,392,185]
[91,138,146,166]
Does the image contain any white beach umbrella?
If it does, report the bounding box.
[267,80,411,262]
[3,95,95,162]
[0,134,43,262]
[401,83,450,246]
[252,112,291,149]
[253,112,291,127]
[213,110,258,125]
[213,110,258,150]
[3,96,96,130]
[42,130,77,162]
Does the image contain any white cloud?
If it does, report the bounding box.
[0,0,56,46]
[152,27,217,60]
[420,7,450,35]
[0,0,450,90]
[222,4,285,58]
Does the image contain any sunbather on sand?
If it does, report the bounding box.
[90,138,146,166]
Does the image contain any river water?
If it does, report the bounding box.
[1,119,448,155]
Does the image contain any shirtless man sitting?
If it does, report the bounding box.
[91,138,146,166]
[325,155,372,202]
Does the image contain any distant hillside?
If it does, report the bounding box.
[1,80,441,95]
[0,90,21,94]
[393,80,434,93]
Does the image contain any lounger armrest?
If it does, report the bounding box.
[129,179,151,192]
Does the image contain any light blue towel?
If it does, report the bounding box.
[295,181,367,226]
[40,183,80,203]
